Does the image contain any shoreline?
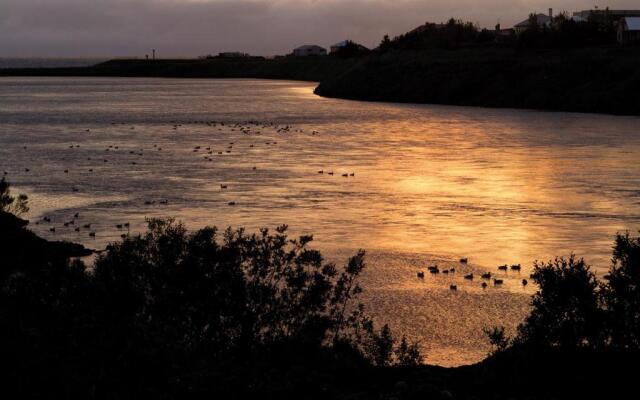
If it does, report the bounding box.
[2,47,640,117]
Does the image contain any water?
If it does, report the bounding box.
[1,77,639,366]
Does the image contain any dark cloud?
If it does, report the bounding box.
[1,0,638,57]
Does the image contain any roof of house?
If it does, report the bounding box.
[514,13,552,28]
[622,17,640,30]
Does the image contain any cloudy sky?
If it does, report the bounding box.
[1,0,637,57]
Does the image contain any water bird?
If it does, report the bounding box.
[24,168,30,172]
[429,266,439,274]
[417,272,424,279]
[49,227,56,232]
[494,279,504,285]
[74,213,79,218]
[220,185,228,189]
[350,173,355,176]
[522,279,528,286]
[318,170,323,174]
[511,264,521,271]
[481,272,492,279]
[328,171,334,175]
[89,232,96,237]
[498,265,508,271]
[481,282,488,289]
[228,201,236,206]
[464,273,473,280]
[75,227,80,232]
[83,223,91,228]
[116,224,123,229]
[121,234,127,239]
[449,268,455,273]
[342,173,348,177]
[124,222,130,228]
[460,258,468,263]
[449,285,457,291]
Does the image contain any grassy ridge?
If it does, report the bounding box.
[315,47,640,116]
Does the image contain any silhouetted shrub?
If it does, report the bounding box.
[512,233,640,352]
[516,255,604,348]
[0,177,28,216]
[330,40,370,58]
[603,232,640,349]
[484,326,510,355]
[0,194,421,398]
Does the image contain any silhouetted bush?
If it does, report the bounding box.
[0,177,422,398]
[483,326,510,355]
[502,232,640,352]
[380,18,488,51]
[0,177,28,216]
[604,232,640,348]
[516,255,604,348]
[330,40,371,58]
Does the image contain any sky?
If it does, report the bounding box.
[1,1,638,57]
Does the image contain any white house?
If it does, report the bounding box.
[292,45,327,57]
[617,17,640,44]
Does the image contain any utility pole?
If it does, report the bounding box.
[152,49,156,60]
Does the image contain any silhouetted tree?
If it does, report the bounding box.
[484,326,510,355]
[0,177,28,216]
[516,255,604,348]
[604,232,640,349]
[0,205,422,397]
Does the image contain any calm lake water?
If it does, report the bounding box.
[1,77,639,366]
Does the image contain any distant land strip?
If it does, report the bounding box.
[2,48,640,116]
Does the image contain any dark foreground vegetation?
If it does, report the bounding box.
[1,177,640,399]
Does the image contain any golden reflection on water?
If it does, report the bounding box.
[1,77,640,366]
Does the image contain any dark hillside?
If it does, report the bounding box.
[315,47,640,116]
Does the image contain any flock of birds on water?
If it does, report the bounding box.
[3,119,361,244]
[416,257,531,291]
[6,119,532,290]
